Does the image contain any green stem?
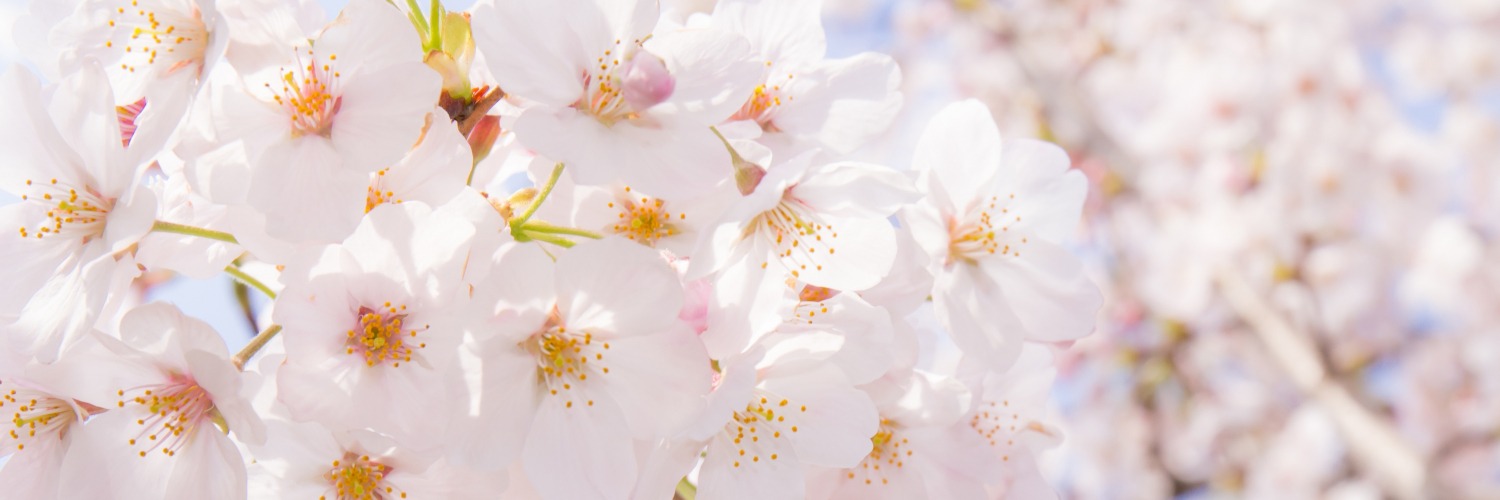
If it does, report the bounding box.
[511,163,564,228]
[224,265,277,300]
[232,324,282,370]
[709,126,747,165]
[427,0,443,49]
[151,221,239,244]
[519,221,603,239]
[404,0,429,32]
[519,230,576,248]
[674,478,697,500]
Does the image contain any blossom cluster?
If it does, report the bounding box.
[880,0,1500,497]
[0,0,1101,498]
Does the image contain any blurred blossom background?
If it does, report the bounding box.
[6,0,1498,498]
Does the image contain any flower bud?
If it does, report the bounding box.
[466,115,501,164]
[623,53,675,111]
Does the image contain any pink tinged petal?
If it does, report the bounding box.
[447,339,539,470]
[597,324,713,439]
[643,28,763,126]
[699,430,806,500]
[915,99,1005,213]
[770,53,903,154]
[993,139,1088,243]
[331,62,443,173]
[622,53,676,111]
[522,395,637,500]
[510,107,731,199]
[184,350,264,446]
[248,137,368,243]
[711,0,826,65]
[472,0,587,107]
[555,237,684,335]
[982,238,1103,342]
[791,162,916,219]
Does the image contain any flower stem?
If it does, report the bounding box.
[510,163,564,228]
[224,265,277,300]
[674,478,696,500]
[519,220,603,239]
[404,0,429,33]
[517,230,576,248]
[151,221,239,244]
[427,0,443,49]
[232,324,282,370]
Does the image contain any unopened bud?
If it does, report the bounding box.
[623,54,675,111]
[733,158,766,195]
[467,115,501,164]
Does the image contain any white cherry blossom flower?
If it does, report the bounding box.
[52,0,225,103]
[449,237,712,498]
[690,153,915,359]
[472,0,762,198]
[905,100,1102,367]
[56,303,263,500]
[273,200,499,447]
[209,0,440,242]
[688,336,880,500]
[248,421,505,500]
[809,368,999,499]
[709,0,902,157]
[0,64,157,363]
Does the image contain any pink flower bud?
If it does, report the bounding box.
[622,53,675,111]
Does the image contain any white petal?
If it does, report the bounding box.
[761,373,879,468]
[511,107,732,200]
[933,268,1025,371]
[698,430,806,500]
[315,0,425,76]
[993,139,1086,243]
[643,27,762,126]
[982,238,1102,342]
[555,237,683,335]
[522,395,637,499]
[598,323,713,438]
[472,0,588,107]
[914,100,1004,213]
[791,162,916,219]
[331,62,443,173]
[446,338,539,470]
[711,0,827,65]
[248,137,367,243]
[772,53,903,155]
